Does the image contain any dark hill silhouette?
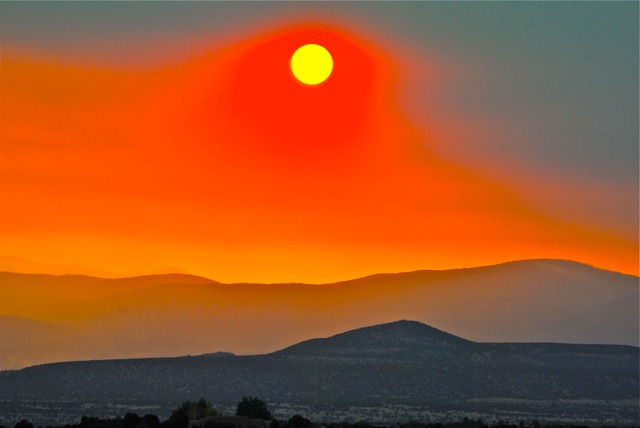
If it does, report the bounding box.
[274,320,472,360]
[0,320,637,426]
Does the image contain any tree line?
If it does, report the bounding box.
[4,397,617,428]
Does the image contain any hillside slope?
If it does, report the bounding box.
[1,259,637,369]
[0,321,637,425]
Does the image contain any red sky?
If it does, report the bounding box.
[1,18,637,283]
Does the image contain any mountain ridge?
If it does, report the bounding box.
[1,320,637,426]
[2,257,637,284]
[328,258,638,285]
[0,256,192,279]
[1,258,638,370]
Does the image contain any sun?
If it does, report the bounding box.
[291,44,333,85]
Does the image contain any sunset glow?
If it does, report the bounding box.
[1,13,637,283]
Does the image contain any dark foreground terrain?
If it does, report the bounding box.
[1,321,638,426]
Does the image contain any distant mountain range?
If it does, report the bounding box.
[0,255,190,278]
[1,259,638,370]
[0,320,637,426]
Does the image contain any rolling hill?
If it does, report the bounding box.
[0,320,637,426]
[0,259,638,369]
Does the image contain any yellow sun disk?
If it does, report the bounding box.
[291,44,333,85]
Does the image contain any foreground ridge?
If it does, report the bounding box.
[0,320,637,426]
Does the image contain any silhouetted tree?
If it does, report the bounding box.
[194,398,217,419]
[142,414,161,428]
[124,414,141,428]
[167,401,192,428]
[285,415,314,428]
[14,421,33,428]
[400,421,429,428]
[202,422,235,428]
[236,396,272,420]
[166,399,217,428]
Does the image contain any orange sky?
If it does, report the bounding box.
[1,20,637,283]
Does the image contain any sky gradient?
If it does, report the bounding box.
[1,2,638,283]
